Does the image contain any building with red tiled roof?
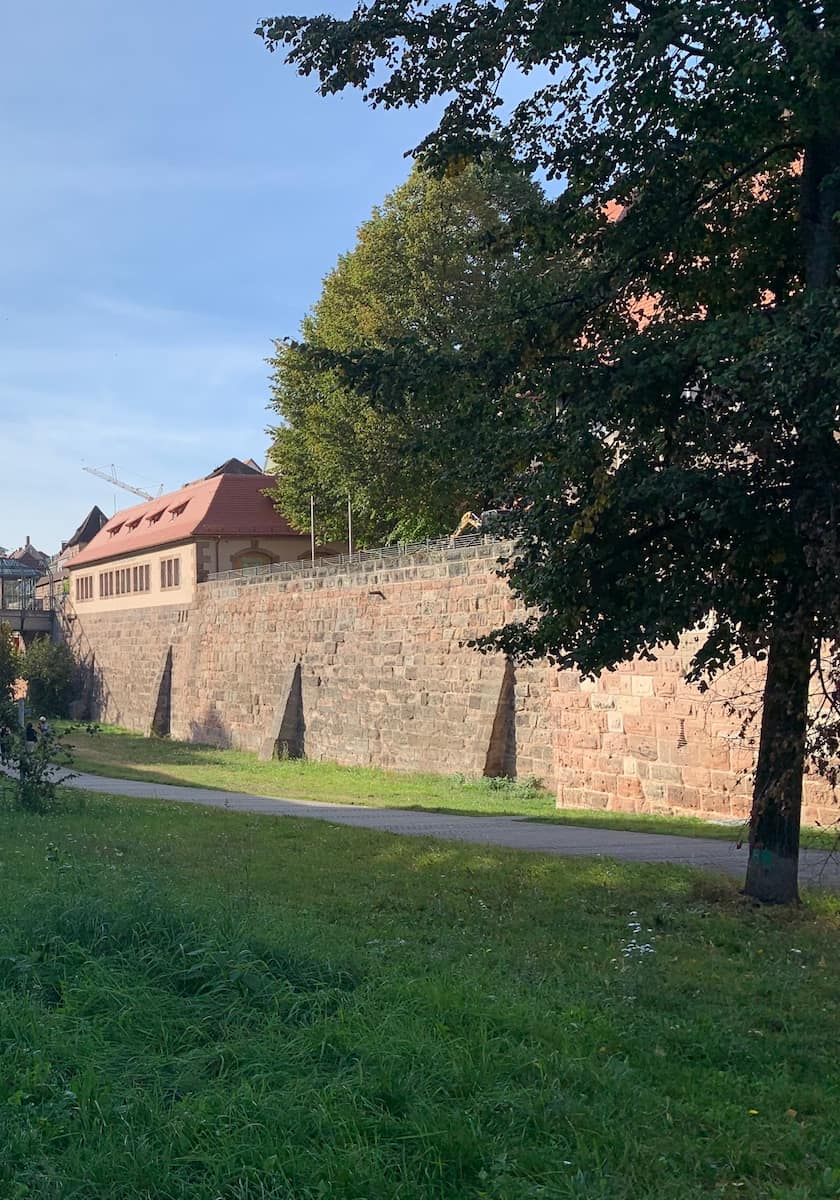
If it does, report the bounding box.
[67,466,343,612]
[10,536,51,575]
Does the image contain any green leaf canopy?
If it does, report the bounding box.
[259,0,840,899]
[266,159,548,544]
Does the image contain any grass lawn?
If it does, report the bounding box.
[56,723,839,849]
[0,790,838,1198]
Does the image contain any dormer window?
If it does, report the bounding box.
[169,501,189,519]
[107,522,124,536]
[127,517,142,531]
[146,508,166,525]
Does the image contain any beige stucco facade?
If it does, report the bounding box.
[196,535,345,578]
[68,536,347,615]
[69,542,199,613]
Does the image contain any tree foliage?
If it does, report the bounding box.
[259,0,840,900]
[266,160,547,544]
[0,622,20,725]
[22,638,76,719]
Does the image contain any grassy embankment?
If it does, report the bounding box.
[0,789,838,1199]
[57,723,840,849]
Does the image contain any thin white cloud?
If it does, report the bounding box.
[76,292,200,325]
[0,310,274,550]
[0,408,273,551]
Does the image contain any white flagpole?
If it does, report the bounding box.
[347,494,353,557]
[310,494,316,567]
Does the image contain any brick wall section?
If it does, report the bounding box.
[65,603,191,733]
[67,541,838,827]
[550,640,836,829]
[176,544,554,780]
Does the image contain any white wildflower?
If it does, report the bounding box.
[620,912,655,959]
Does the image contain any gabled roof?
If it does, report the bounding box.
[62,506,109,552]
[206,457,262,477]
[10,542,50,572]
[69,473,299,569]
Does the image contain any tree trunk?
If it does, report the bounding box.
[801,131,840,291]
[745,125,839,904]
[744,621,814,903]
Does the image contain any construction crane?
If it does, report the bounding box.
[82,465,162,502]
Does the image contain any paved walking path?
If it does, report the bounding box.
[62,770,840,890]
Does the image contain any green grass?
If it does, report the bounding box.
[57,723,840,849]
[0,790,838,1199]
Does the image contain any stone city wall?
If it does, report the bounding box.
[66,541,837,828]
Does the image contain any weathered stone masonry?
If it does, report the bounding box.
[68,543,554,782]
[67,542,837,828]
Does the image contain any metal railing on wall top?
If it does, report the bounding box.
[206,532,506,585]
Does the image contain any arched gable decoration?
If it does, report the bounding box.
[231,549,275,570]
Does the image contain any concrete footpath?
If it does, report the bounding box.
[64,770,840,890]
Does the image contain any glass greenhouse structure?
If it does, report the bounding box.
[0,557,41,610]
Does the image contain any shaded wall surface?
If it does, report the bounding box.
[67,542,837,827]
[68,544,553,783]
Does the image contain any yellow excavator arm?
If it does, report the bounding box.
[452,511,481,538]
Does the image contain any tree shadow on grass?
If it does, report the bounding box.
[3,804,837,1200]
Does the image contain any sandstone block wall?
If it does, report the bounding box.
[69,543,554,784]
[177,544,554,781]
[550,644,835,829]
[65,603,191,733]
[66,541,838,828]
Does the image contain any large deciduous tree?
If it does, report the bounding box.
[266,160,547,544]
[259,1,840,902]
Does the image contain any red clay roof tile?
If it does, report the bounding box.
[70,473,299,568]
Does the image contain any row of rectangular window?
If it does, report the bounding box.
[161,557,180,589]
[100,564,151,597]
[74,558,179,602]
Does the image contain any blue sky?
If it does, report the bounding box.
[0,1,443,553]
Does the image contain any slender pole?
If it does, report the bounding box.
[347,494,353,557]
[310,494,316,567]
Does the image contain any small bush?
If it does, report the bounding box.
[1,728,74,814]
[478,774,542,802]
[0,620,21,717]
[21,638,76,718]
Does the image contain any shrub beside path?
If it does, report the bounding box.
[67,769,840,890]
